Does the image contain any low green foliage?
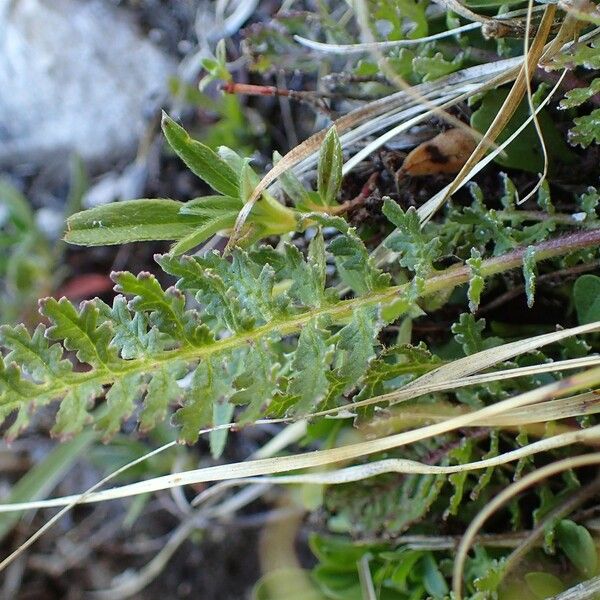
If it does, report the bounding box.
[3,2,600,597]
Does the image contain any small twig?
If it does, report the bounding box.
[221,81,331,114]
[331,172,380,215]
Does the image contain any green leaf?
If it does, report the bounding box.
[446,438,473,516]
[252,235,331,309]
[95,374,142,438]
[383,200,440,277]
[467,248,484,312]
[65,199,202,246]
[275,151,311,207]
[525,572,565,598]
[210,397,235,459]
[156,252,248,333]
[523,246,537,309]
[112,271,187,341]
[175,358,234,444]
[40,298,115,368]
[287,318,334,415]
[536,180,554,214]
[420,553,449,598]
[471,88,578,173]
[0,324,71,383]
[560,78,600,109]
[0,179,34,232]
[317,126,343,206]
[452,314,501,356]
[570,108,600,147]
[172,195,242,255]
[332,307,381,390]
[574,274,600,325]
[161,112,240,196]
[579,187,599,218]
[328,228,390,294]
[550,43,600,70]
[52,382,102,437]
[470,430,499,501]
[97,296,160,360]
[140,367,182,432]
[500,173,517,209]
[239,160,260,203]
[231,343,280,423]
[556,519,598,576]
[413,51,462,81]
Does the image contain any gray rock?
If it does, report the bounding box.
[0,0,176,169]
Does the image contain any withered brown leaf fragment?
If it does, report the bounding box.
[399,128,477,178]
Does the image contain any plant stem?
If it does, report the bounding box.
[11,228,600,416]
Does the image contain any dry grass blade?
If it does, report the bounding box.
[294,22,481,53]
[190,424,600,507]
[518,0,550,205]
[415,67,566,224]
[419,5,556,222]
[1,365,598,515]
[453,453,600,599]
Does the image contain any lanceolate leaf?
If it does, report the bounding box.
[172,195,242,255]
[161,112,240,197]
[317,126,343,206]
[65,199,202,246]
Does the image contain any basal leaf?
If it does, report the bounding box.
[556,519,598,577]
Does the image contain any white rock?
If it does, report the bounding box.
[0,0,176,168]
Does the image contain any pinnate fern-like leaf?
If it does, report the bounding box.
[0,228,392,446]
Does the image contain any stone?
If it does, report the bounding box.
[0,0,176,169]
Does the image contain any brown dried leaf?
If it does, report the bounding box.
[399,128,477,177]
